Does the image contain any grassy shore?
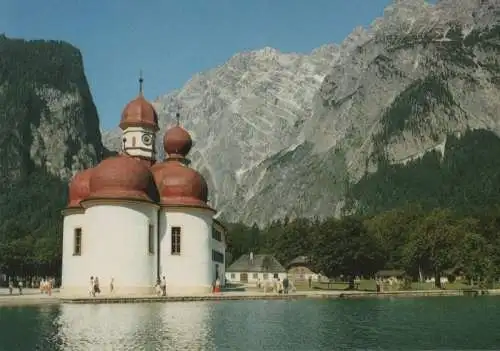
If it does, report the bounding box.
[244,279,490,293]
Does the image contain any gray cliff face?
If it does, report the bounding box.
[103,0,500,226]
[31,86,102,179]
[102,45,340,211]
[0,36,104,185]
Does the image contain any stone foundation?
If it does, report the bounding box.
[162,285,213,296]
[60,285,155,297]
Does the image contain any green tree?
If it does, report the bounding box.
[265,218,312,265]
[403,209,466,288]
[460,232,494,287]
[311,216,383,288]
[365,204,424,270]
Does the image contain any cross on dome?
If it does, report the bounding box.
[119,72,159,132]
[139,70,144,95]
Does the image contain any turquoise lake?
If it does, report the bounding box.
[0,296,499,350]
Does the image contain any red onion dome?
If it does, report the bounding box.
[163,125,192,158]
[157,161,211,209]
[151,161,169,186]
[87,155,155,202]
[67,168,94,208]
[119,95,159,132]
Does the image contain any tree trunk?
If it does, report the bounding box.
[434,270,442,289]
[347,275,355,290]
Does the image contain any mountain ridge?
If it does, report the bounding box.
[103,0,500,226]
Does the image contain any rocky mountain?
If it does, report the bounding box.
[0,35,104,181]
[102,44,340,210]
[104,0,500,226]
[0,35,104,269]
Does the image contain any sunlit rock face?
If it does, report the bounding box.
[103,0,500,226]
[102,45,340,224]
[0,36,104,183]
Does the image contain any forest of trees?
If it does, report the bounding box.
[0,36,101,280]
[225,205,500,288]
[352,130,500,217]
[0,168,66,278]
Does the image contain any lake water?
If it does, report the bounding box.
[1,296,500,350]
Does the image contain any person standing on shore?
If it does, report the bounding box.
[94,277,101,296]
[40,279,46,294]
[47,279,53,296]
[160,276,167,296]
[283,276,289,294]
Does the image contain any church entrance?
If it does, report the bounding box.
[240,273,248,283]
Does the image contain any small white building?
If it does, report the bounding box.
[286,256,320,282]
[225,254,287,284]
[61,79,226,296]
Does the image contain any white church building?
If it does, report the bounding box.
[61,78,226,296]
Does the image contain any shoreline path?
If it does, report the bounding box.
[1,288,499,307]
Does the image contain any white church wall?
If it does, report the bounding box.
[61,201,158,296]
[61,210,85,292]
[211,221,226,286]
[159,208,215,294]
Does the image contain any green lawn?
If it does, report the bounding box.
[231,279,494,293]
[292,280,484,292]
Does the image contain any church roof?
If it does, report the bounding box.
[119,75,158,131]
[63,78,212,210]
[375,269,406,277]
[84,155,156,203]
[163,123,193,159]
[286,255,312,269]
[226,254,286,273]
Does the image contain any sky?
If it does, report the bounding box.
[1,0,398,130]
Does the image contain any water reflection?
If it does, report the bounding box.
[2,297,500,350]
[55,302,215,350]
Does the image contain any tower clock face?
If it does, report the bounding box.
[142,134,153,146]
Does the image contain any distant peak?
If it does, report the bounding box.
[256,46,279,56]
[340,26,373,51]
[311,44,340,55]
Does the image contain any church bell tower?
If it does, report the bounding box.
[119,72,159,163]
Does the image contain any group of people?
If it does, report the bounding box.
[7,280,23,295]
[89,276,103,297]
[260,276,295,294]
[85,275,223,297]
[212,278,221,293]
[39,278,54,295]
[155,276,167,296]
[6,277,55,296]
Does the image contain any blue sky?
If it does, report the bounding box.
[2,0,398,130]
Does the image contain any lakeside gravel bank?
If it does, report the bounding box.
[1,288,498,307]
